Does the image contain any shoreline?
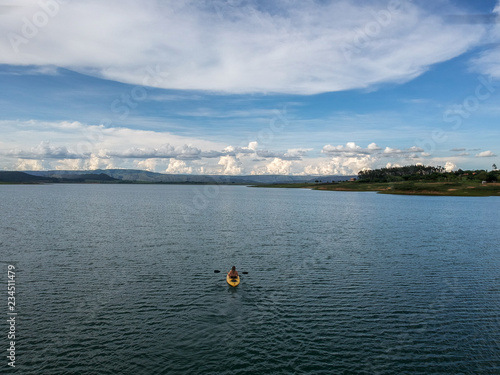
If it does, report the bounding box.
[2,178,499,197]
[255,181,500,197]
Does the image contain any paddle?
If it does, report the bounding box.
[214,270,248,274]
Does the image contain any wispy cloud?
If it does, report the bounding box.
[0,0,486,94]
[468,1,500,77]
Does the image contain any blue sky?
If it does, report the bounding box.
[0,0,499,175]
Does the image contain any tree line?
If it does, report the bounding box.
[357,165,499,183]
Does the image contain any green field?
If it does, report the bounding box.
[256,181,500,197]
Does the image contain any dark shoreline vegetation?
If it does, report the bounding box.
[1,166,499,196]
[258,165,500,197]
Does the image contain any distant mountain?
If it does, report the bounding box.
[25,169,355,184]
[0,171,120,184]
[57,173,120,182]
[0,171,57,183]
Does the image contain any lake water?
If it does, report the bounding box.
[1,184,499,374]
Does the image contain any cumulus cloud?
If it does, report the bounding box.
[284,148,311,160]
[314,142,433,175]
[322,143,357,155]
[0,118,490,175]
[14,159,44,171]
[252,147,309,161]
[55,159,84,170]
[367,143,382,151]
[165,159,192,174]
[475,150,497,157]
[322,142,423,158]
[86,154,114,170]
[322,142,386,156]
[265,158,293,175]
[247,141,258,151]
[0,119,230,169]
[304,155,375,175]
[0,0,486,94]
[218,155,242,175]
[6,141,86,159]
[112,143,265,161]
[383,147,404,154]
[111,144,177,159]
[136,158,159,172]
[110,144,225,160]
[1,119,310,173]
[382,146,425,156]
[444,161,457,172]
[223,143,258,156]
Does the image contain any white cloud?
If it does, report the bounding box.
[304,155,375,175]
[367,142,382,151]
[136,158,159,172]
[218,155,242,175]
[444,161,456,172]
[55,159,84,170]
[265,158,293,175]
[0,119,490,174]
[475,150,497,157]
[112,144,177,159]
[86,154,114,170]
[383,146,403,154]
[322,142,422,159]
[0,119,227,160]
[468,1,500,78]
[247,141,258,151]
[284,148,311,159]
[322,142,365,155]
[0,0,486,94]
[223,142,258,156]
[382,146,425,156]
[14,159,43,171]
[312,142,436,175]
[6,141,85,159]
[165,159,192,174]
[255,147,309,161]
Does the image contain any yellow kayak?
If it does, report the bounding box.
[226,273,240,287]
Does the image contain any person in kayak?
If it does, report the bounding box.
[228,266,239,278]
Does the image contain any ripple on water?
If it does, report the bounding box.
[1,185,499,374]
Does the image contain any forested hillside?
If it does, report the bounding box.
[358,165,499,183]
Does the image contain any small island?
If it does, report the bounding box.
[258,165,500,197]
